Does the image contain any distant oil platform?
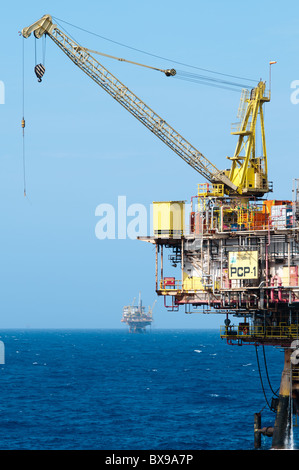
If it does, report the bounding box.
[121,293,156,333]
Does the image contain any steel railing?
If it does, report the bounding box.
[220,324,299,340]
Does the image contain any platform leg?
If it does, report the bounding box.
[272,349,291,449]
[254,412,261,449]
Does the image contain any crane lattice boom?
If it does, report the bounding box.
[22,15,272,197]
[21,14,238,192]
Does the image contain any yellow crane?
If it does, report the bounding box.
[21,14,271,198]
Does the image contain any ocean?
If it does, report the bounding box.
[0,328,294,451]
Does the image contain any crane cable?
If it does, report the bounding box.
[52,16,258,92]
[21,37,26,197]
[174,70,252,92]
[21,34,47,198]
[53,19,175,77]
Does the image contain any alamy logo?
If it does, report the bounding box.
[95,196,151,240]
[290,80,299,104]
[0,81,4,104]
[95,196,188,240]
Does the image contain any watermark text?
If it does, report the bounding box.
[0,81,4,104]
[290,80,299,104]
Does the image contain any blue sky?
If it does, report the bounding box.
[0,0,298,329]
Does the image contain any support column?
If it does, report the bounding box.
[272,349,292,449]
[254,412,261,449]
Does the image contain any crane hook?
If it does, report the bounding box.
[34,63,45,82]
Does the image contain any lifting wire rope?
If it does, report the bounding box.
[21,37,26,197]
[21,32,47,197]
[174,70,250,92]
[52,16,258,92]
[34,35,46,81]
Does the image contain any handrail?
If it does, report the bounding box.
[220,324,299,339]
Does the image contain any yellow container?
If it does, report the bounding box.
[153,201,185,238]
[182,272,204,291]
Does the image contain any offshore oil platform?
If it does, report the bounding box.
[121,293,155,333]
[21,15,299,449]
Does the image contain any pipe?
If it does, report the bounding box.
[259,427,274,437]
[265,223,270,287]
[271,275,282,301]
